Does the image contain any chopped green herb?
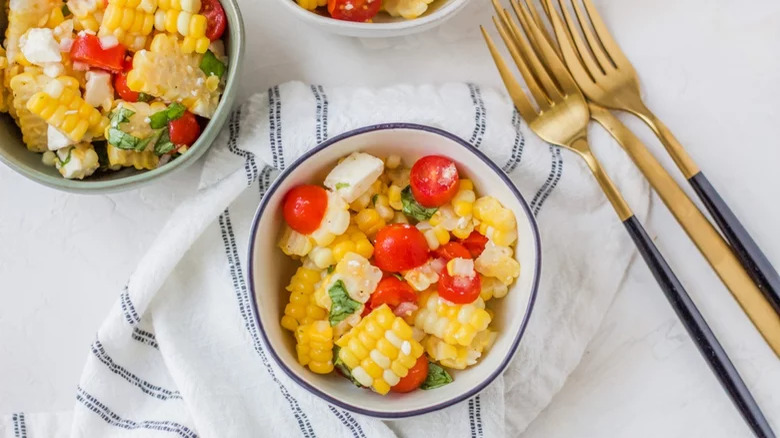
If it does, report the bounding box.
[149,102,186,129]
[109,107,135,128]
[107,128,149,151]
[335,182,350,190]
[420,362,453,390]
[153,128,175,156]
[137,92,153,103]
[327,265,335,274]
[333,346,363,387]
[392,273,404,281]
[401,185,438,221]
[371,194,379,205]
[61,4,70,16]
[327,280,361,326]
[56,147,72,166]
[199,50,226,79]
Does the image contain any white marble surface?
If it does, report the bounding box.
[1,0,779,436]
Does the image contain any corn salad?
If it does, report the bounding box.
[277,152,522,395]
[2,0,229,179]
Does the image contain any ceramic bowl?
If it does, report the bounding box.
[0,0,245,193]
[247,123,541,418]
[276,0,470,38]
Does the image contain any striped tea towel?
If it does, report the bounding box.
[1,82,649,438]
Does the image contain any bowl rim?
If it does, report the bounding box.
[0,0,245,193]
[247,123,542,418]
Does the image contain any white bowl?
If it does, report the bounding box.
[276,0,470,37]
[247,123,541,418]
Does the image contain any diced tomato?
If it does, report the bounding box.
[373,224,430,272]
[459,231,489,258]
[114,72,138,102]
[202,0,227,41]
[391,355,428,393]
[283,185,328,235]
[438,269,481,304]
[168,111,201,146]
[433,242,471,261]
[409,156,460,208]
[327,0,381,22]
[69,34,126,73]
[367,277,417,312]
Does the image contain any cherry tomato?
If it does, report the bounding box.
[283,185,328,235]
[69,34,126,73]
[459,231,489,258]
[409,156,460,208]
[438,269,481,304]
[368,277,417,311]
[327,0,381,22]
[202,0,227,41]
[114,71,138,101]
[391,355,429,393]
[168,111,201,146]
[373,224,430,272]
[433,242,471,261]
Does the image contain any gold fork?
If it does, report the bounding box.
[545,0,780,318]
[480,3,774,436]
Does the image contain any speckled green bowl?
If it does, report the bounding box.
[0,0,244,193]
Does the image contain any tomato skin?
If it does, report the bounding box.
[327,0,381,22]
[391,355,429,393]
[438,269,481,304]
[433,242,471,261]
[283,185,328,235]
[168,111,201,146]
[202,0,227,40]
[114,71,139,101]
[368,277,417,311]
[409,156,460,208]
[69,34,126,73]
[373,224,430,272]
[459,231,489,258]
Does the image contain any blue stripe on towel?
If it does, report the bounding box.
[91,340,182,400]
[131,327,159,349]
[503,109,525,174]
[530,145,564,215]
[12,413,26,438]
[311,85,329,144]
[467,84,487,149]
[226,107,257,184]
[120,286,141,326]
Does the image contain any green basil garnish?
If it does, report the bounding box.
[401,185,438,221]
[420,362,453,390]
[149,102,186,129]
[153,128,175,156]
[109,107,134,128]
[137,92,153,103]
[327,280,361,327]
[335,182,350,190]
[199,49,226,79]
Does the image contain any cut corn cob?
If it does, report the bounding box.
[68,0,106,32]
[403,258,444,292]
[422,329,496,370]
[0,49,9,112]
[372,194,394,221]
[451,179,475,217]
[309,190,350,247]
[281,267,327,332]
[126,33,222,118]
[99,0,157,52]
[413,290,491,347]
[474,243,520,286]
[5,0,60,65]
[349,179,386,212]
[387,184,403,210]
[307,225,373,270]
[430,204,474,239]
[354,208,385,237]
[479,275,508,301]
[295,321,334,374]
[416,221,450,251]
[335,304,424,395]
[9,69,63,151]
[108,100,166,139]
[26,76,107,142]
[154,0,210,54]
[382,0,434,20]
[279,225,315,258]
[314,252,381,309]
[473,196,517,246]
[106,143,159,169]
[295,0,325,11]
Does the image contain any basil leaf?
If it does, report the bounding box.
[110,107,135,128]
[392,273,404,281]
[61,4,70,16]
[56,147,72,166]
[199,49,226,79]
[107,127,143,150]
[327,280,361,327]
[154,128,175,156]
[149,102,187,129]
[137,92,153,103]
[335,182,350,190]
[401,185,438,221]
[371,194,378,205]
[327,265,335,274]
[333,346,363,387]
[420,362,453,390]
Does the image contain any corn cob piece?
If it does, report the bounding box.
[154,0,210,54]
[8,69,65,151]
[279,225,315,258]
[353,208,385,237]
[109,100,166,139]
[372,194,395,221]
[473,196,517,247]
[387,184,403,210]
[430,204,474,240]
[479,275,508,301]
[307,225,373,270]
[68,0,106,32]
[295,321,334,374]
[309,190,350,247]
[26,76,107,142]
[0,49,8,113]
[403,258,444,292]
[106,144,159,169]
[349,179,386,212]
[382,0,434,20]
[295,0,325,11]
[413,290,491,347]
[126,33,222,118]
[314,252,381,310]
[281,266,327,332]
[98,0,157,52]
[474,243,520,286]
[416,220,450,251]
[451,179,476,217]
[335,304,424,395]
[422,329,496,370]
[5,0,60,64]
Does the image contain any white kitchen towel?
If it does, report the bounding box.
[1,81,649,438]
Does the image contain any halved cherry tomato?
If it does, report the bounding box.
[409,155,460,208]
[391,355,428,393]
[373,224,430,272]
[433,242,471,261]
[114,57,139,101]
[202,0,227,41]
[327,0,381,22]
[69,34,126,73]
[438,269,481,304]
[459,231,489,258]
[169,111,201,146]
[283,185,328,235]
[368,277,417,311]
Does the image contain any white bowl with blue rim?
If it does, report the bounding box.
[247,123,541,418]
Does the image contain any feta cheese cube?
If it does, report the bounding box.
[324,152,384,203]
[84,70,114,110]
[20,28,62,64]
[42,62,64,78]
[48,125,75,151]
[56,144,100,180]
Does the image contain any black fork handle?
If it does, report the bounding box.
[623,216,775,438]
[689,171,780,315]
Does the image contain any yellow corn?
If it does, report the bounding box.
[99,0,156,52]
[26,77,107,142]
[382,0,434,19]
[0,50,7,113]
[5,0,60,64]
[44,6,66,27]
[155,0,210,54]
[281,267,327,332]
[69,0,106,32]
[307,225,373,270]
[452,179,476,217]
[106,144,159,170]
[8,69,58,151]
[413,290,491,347]
[314,251,381,310]
[387,185,403,210]
[295,321,334,374]
[354,209,385,237]
[372,194,395,221]
[335,305,424,395]
[349,179,386,212]
[295,0,326,11]
[384,154,401,170]
[403,259,442,292]
[423,329,496,370]
[420,223,450,251]
[278,225,314,257]
[479,275,508,301]
[473,196,518,246]
[474,244,520,286]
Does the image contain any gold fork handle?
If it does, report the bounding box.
[590,104,780,356]
[630,102,700,179]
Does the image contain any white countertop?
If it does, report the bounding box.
[1,0,778,436]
